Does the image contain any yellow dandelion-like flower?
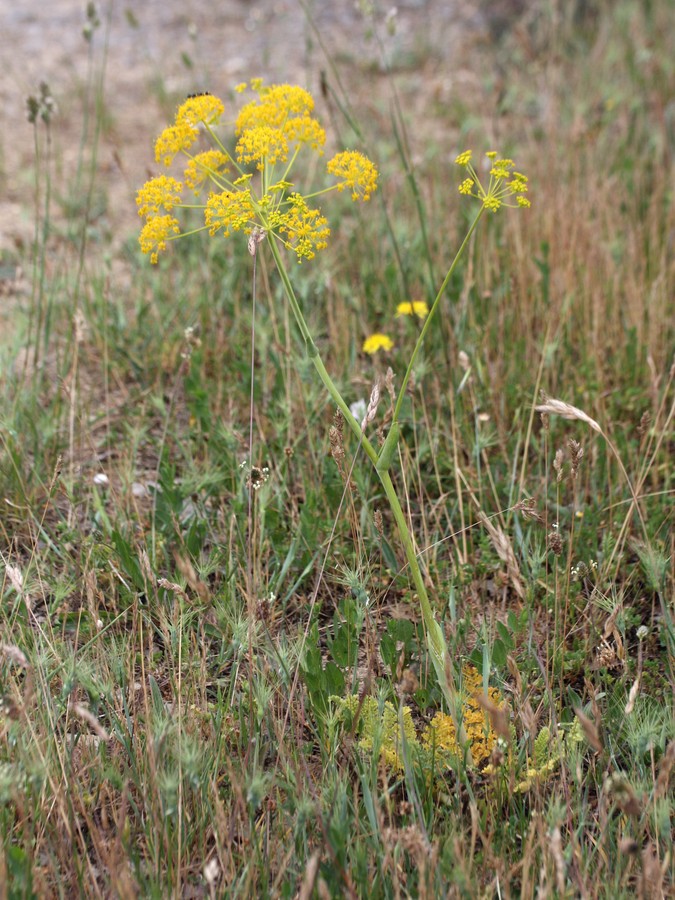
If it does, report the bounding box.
[236,125,289,169]
[136,175,183,218]
[455,150,472,166]
[395,300,429,319]
[155,123,199,167]
[139,215,180,264]
[276,193,330,262]
[183,150,230,194]
[205,189,255,237]
[175,93,225,128]
[363,333,394,354]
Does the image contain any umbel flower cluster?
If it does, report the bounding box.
[455,149,530,211]
[136,81,379,263]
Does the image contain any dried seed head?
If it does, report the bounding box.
[553,448,564,482]
[604,772,642,817]
[373,509,384,535]
[329,410,354,488]
[329,409,345,465]
[535,397,602,435]
[594,639,619,670]
[575,707,603,754]
[547,531,564,556]
[362,379,382,429]
[1,644,30,669]
[655,740,675,799]
[637,411,651,436]
[513,497,544,522]
[246,465,270,491]
[384,366,396,402]
[568,439,583,478]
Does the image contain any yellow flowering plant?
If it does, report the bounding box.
[137,85,531,766]
[331,666,507,775]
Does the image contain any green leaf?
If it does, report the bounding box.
[496,621,514,649]
[492,637,507,668]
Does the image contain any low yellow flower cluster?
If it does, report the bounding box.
[422,664,504,766]
[136,82,378,263]
[333,665,506,774]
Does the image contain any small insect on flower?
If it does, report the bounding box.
[186,91,212,99]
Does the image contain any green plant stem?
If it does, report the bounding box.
[267,233,473,760]
[267,237,379,464]
[393,206,484,424]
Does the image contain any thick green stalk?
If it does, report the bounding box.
[267,233,473,760]
[267,237,380,465]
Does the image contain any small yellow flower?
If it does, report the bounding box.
[139,215,180,264]
[458,177,474,196]
[235,83,325,151]
[363,333,394,354]
[183,150,230,194]
[283,114,326,152]
[327,151,378,201]
[136,175,183,218]
[205,189,255,237]
[139,81,381,263]
[155,123,199,167]
[396,300,429,319]
[236,125,289,169]
[456,149,530,212]
[175,94,225,128]
[275,193,330,262]
[260,83,315,118]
